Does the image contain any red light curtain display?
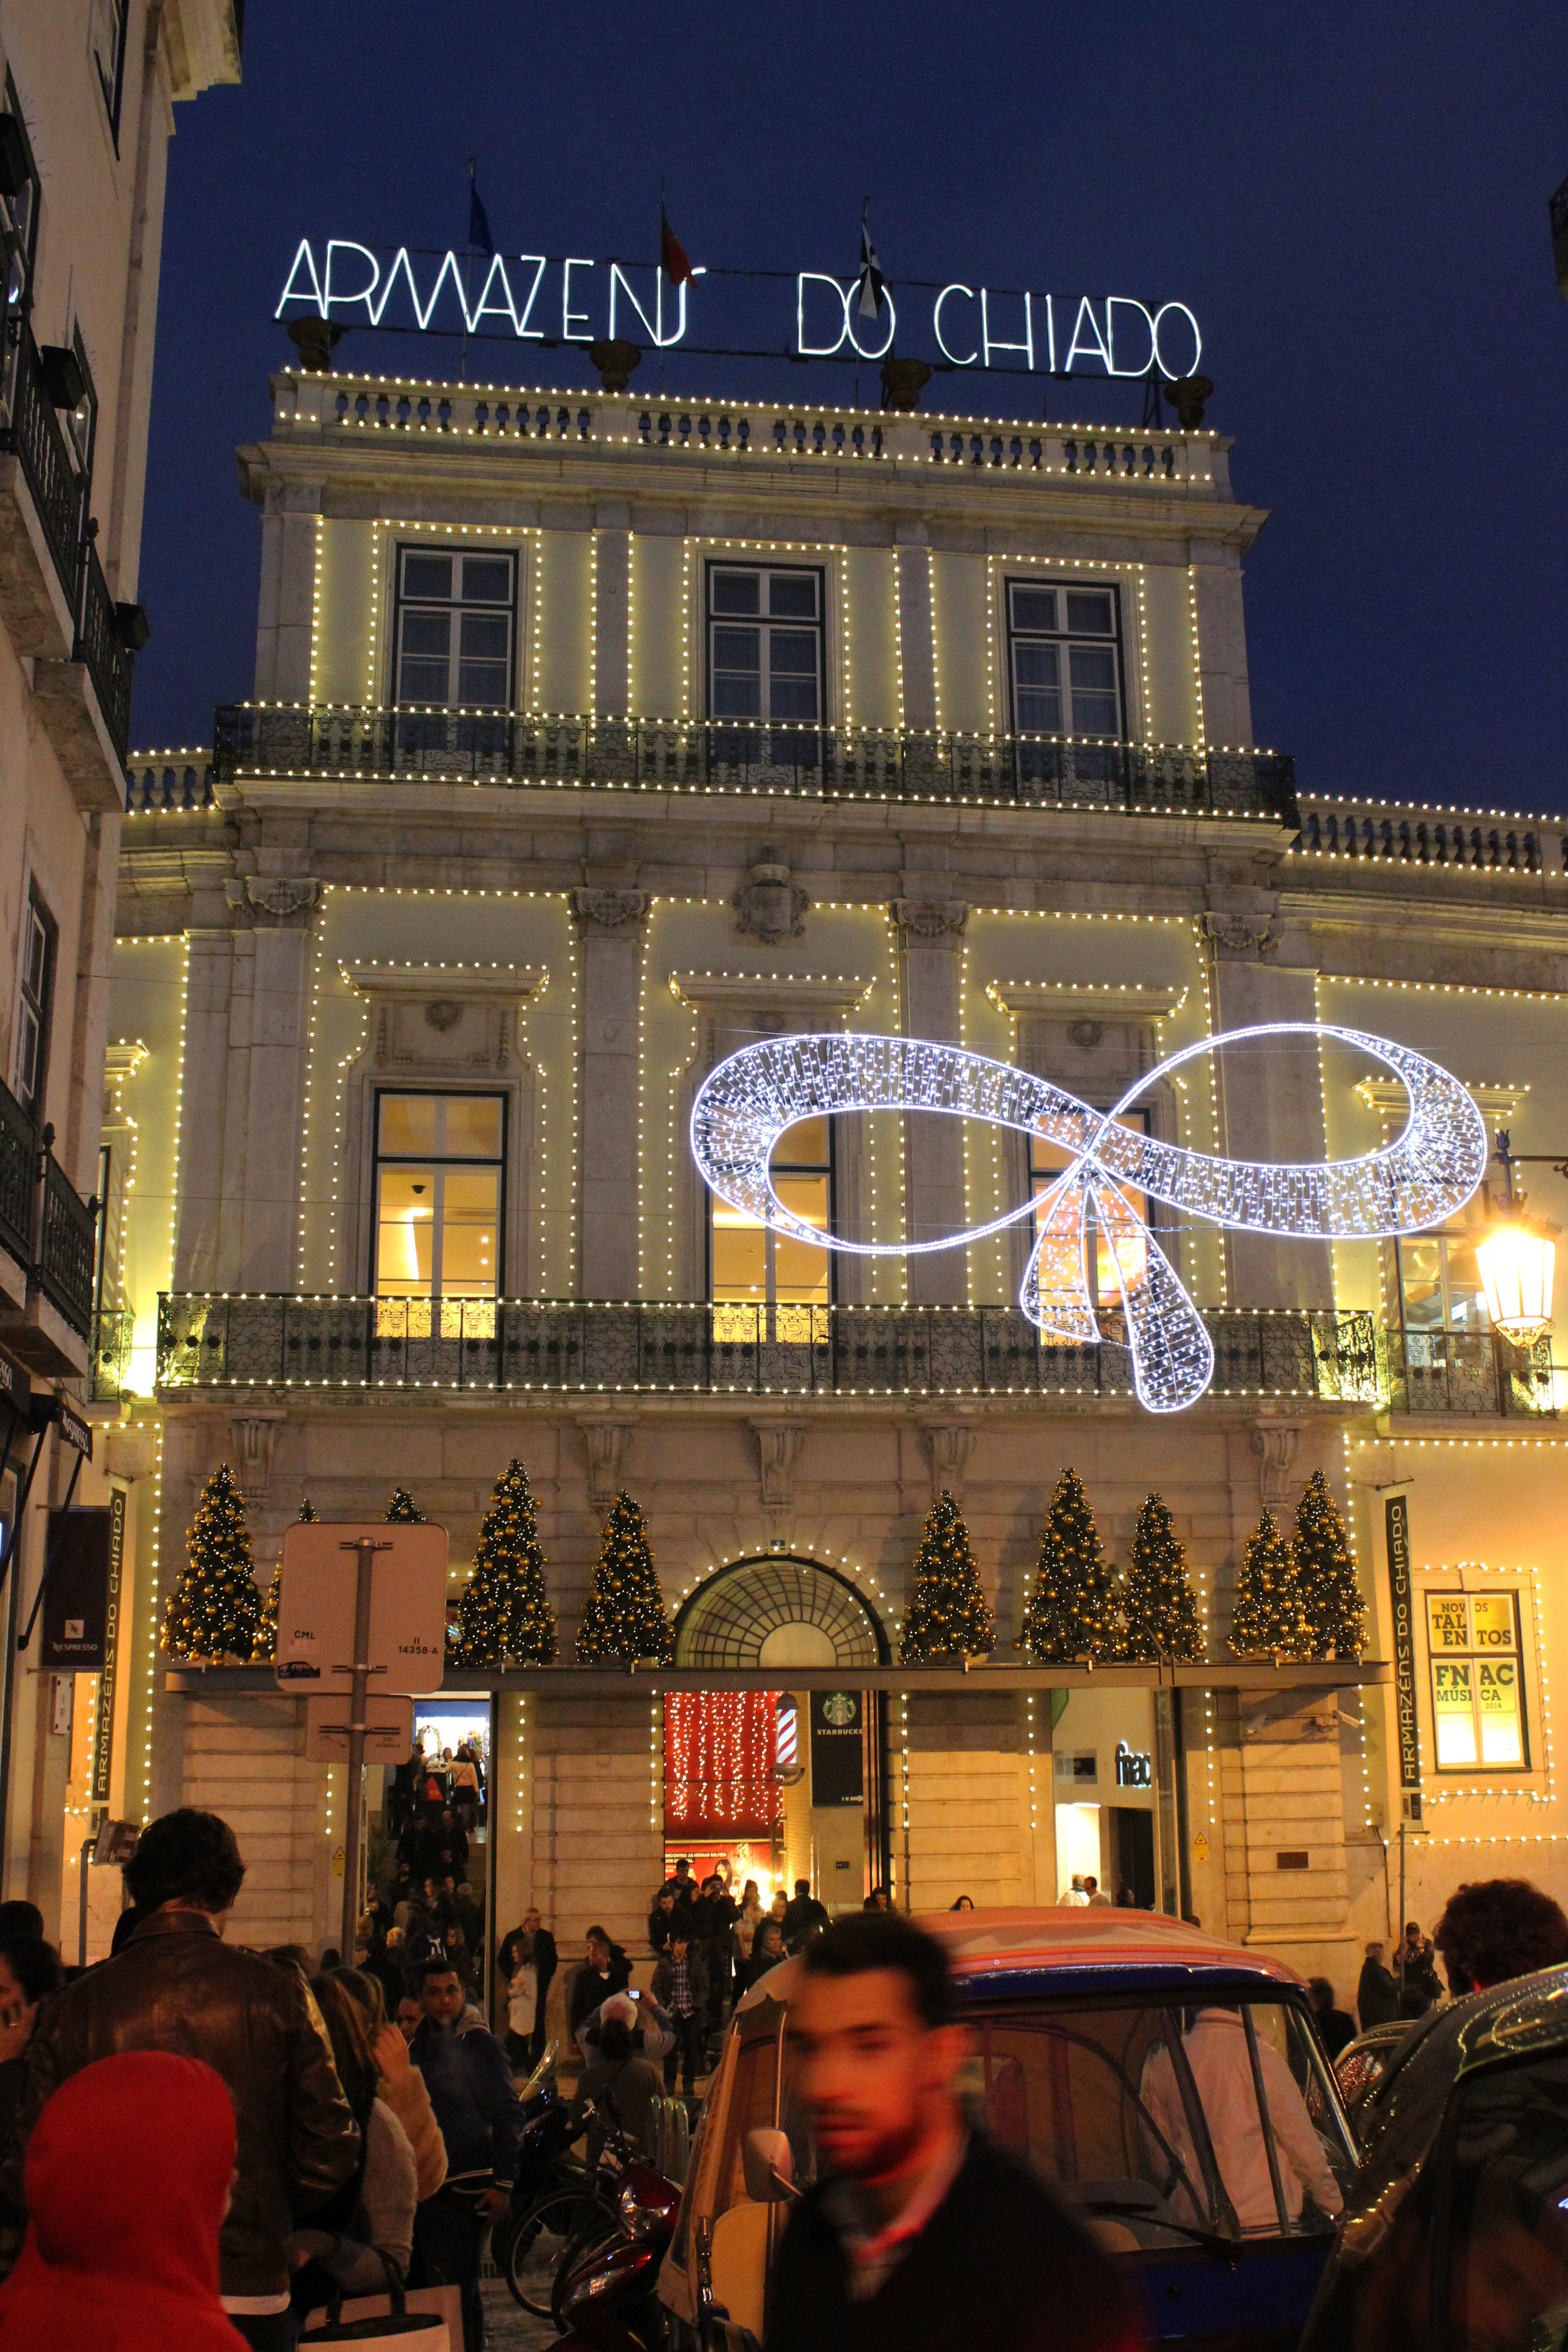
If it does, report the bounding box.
[664,1692,782,1835]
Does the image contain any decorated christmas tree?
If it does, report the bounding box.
[900,1491,995,1663]
[1292,1468,1367,1660]
[298,1495,319,1522]
[1119,1492,1203,1663]
[575,1491,673,1663]
[453,1459,558,1667]
[1017,1468,1117,1661]
[165,1463,262,1661]
[385,1487,425,1523]
[1229,1510,1310,1658]
[252,1495,317,1665]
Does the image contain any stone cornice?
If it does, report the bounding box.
[988,980,1187,1020]
[669,972,871,1014]
[341,961,545,1001]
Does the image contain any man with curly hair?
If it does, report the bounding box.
[1434,1877,1568,1996]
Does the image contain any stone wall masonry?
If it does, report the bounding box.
[180,1693,331,1951]
[529,1695,663,1973]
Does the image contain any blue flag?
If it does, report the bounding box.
[469,176,494,257]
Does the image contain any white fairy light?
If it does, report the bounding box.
[690,1022,1486,1414]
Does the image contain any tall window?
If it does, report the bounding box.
[0,77,40,326]
[1396,1210,1491,1333]
[710,1114,832,1337]
[1029,1110,1150,1305]
[1006,581,1124,738]
[707,564,824,724]
[374,1093,504,1300]
[65,327,97,492]
[1426,1589,1528,1770]
[14,893,55,1124]
[394,548,516,708]
[90,0,129,144]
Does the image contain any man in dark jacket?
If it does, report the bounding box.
[766,1911,1145,2352]
[6,1806,358,2352]
[651,1927,711,2092]
[410,1959,525,2352]
[782,1877,831,1952]
[1308,1976,1357,2060]
[569,1924,631,2037]
[1355,1939,1399,2028]
[1397,1919,1444,2014]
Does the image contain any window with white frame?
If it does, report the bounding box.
[706,564,824,724]
[1396,1203,1493,1333]
[374,1093,505,1299]
[1005,580,1125,739]
[1029,1108,1150,1306]
[710,1113,834,1335]
[14,892,55,1125]
[394,547,516,708]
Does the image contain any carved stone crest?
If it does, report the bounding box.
[223,876,321,921]
[1202,911,1276,961]
[424,1000,464,1032]
[892,897,968,940]
[1068,1019,1104,1052]
[733,847,809,944]
[571,889,649,932]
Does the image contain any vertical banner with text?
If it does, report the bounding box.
[1385,1493,1422,1796]
[91,1490,126,1806]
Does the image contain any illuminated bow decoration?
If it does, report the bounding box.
[689,1024,1487,1412]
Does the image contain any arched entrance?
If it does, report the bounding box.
[673,1555,887,1670]
[666,1557,889,1912]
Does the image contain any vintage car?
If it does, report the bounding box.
[659,1907,1358,2352]
[1330,2017,1412,2125]
[1300,1961,1568,2352]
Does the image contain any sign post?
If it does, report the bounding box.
[275,1520,448,1961]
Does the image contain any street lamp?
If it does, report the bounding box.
[1475,1131,1558,1347]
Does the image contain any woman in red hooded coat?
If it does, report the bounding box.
[0,2047,245,2349]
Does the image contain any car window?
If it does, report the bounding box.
[967,2001,1353,2249]
[711,2013,785,2223]
[1446,2054,1568,2352]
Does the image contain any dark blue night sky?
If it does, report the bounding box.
[134,2,1568,811]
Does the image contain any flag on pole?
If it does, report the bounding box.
[661,205,693,287]
[469,171,494,258]
[857,211,886,318]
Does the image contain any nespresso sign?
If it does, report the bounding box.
[276,241,1203,381]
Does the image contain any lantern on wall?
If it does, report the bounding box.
[1477,1131,1558,1348]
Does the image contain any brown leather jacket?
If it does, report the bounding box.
[8,1910,359,2298]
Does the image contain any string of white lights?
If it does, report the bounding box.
[690,1022,1486,1413]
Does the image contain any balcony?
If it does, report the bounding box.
[0,1078,98,1375]
[1385,1330,1568,1419]
[213,705,1298,825]
[0,319,139,802]
[155,1293,1377,1402]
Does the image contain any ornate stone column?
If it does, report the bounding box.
[893,896,968,1306]
[571,889,649,1299]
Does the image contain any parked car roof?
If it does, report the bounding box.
[913,1906,1310,2000]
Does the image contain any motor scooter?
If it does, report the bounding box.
[554,2157,682,2352]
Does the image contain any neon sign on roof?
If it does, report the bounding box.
[275,240,1204,381]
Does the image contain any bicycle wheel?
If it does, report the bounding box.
[505,2186,581,2317]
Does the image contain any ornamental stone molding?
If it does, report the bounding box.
[733,848,809,944]
[750,1419,808,1540]
[230,1410,285,1505]
[223,876,322,921]
[1200,911,1276,961]
[919,1421,975,1502]
[891,897,968,940]
[342,963,544,1078]
[1251,1421,1301,1510]
[580,1419,635,1513]
[571,888,649,932]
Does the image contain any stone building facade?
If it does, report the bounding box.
[78,352,1568,2006]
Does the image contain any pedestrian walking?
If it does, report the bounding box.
[766,1912,1145,2352]
[1083,1876,1112,1908]
[651,1926,710,2092]
[1308,1977,1357,2060]
[571,2011,664,2159]
[289,1975,418,2318]
[737,1877,764,1949]
[569,1925,631,2037]
[1397,1919,1444,2013]
[0,2052,246,2352]
[496,1907,558,2067]
[1434,1877,1568,1994]
[4,1808,358,2351]
[408,1960,524,2352]
[1355,1939,1399,2028]
[741,1919,787,1990]
[782,1878,830,1952]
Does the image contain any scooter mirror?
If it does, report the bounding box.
[743,2126,798,2203]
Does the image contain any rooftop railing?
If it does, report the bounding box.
[155,1293,1377,1403]
[213,705,1299,824]
[1293,796,1565,875]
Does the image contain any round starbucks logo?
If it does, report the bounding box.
[822,1692,857,1727]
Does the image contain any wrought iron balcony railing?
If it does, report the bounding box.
[156,1293,1377,1403]
[0,318,83,613]
[212,704,1299,825]
[0,1076,36,1273]
[75,538,134,760]
[89,1308,135,1402]
[1384,1329,1568,1419]
[0,1073,98,1337]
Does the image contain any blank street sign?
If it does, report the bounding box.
[304,1693,415,1764]
[275,1521,448,1694]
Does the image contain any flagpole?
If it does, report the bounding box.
[461,157,475,383]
